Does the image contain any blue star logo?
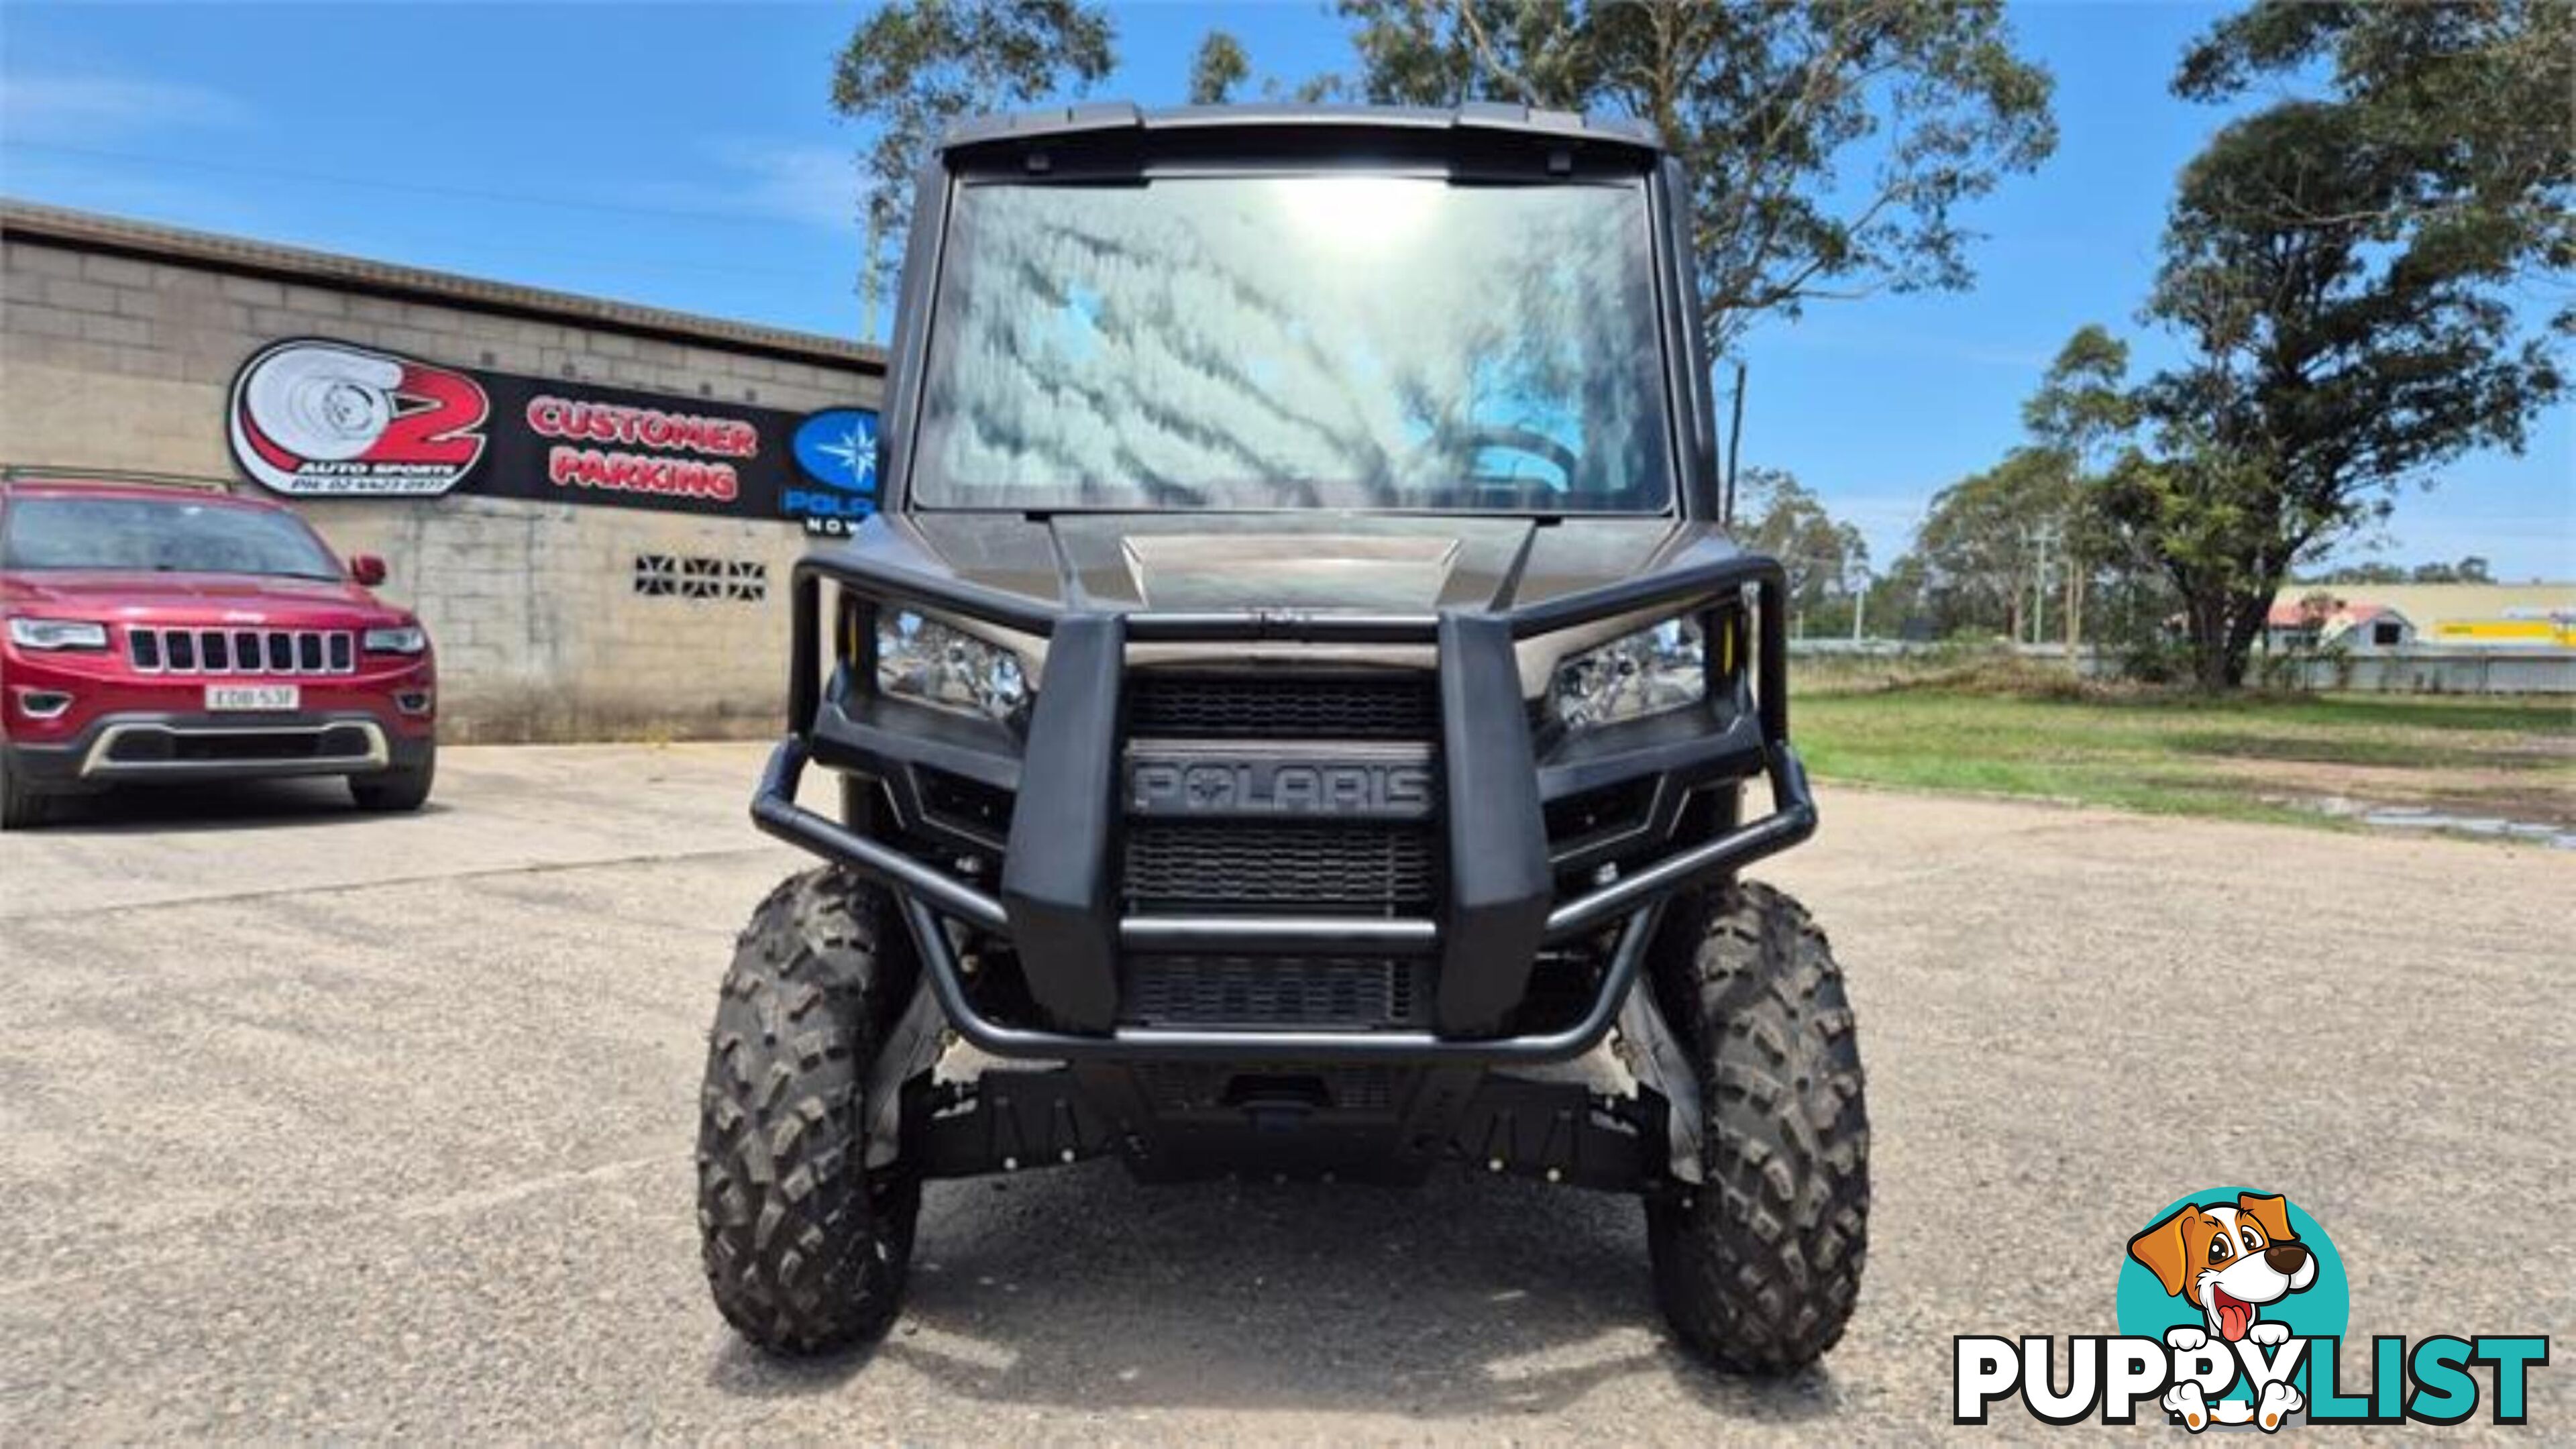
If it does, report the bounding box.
[792,409,879,494]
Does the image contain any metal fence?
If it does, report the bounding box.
[2259,647,2576,695]
[1788,639,2576,694]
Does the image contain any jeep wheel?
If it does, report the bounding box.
[1646,881,1868,1375]
[0,751,49,830]
[698,867,922,1355]
[350,741,435,812]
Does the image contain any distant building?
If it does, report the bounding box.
[2265,597,2414,653]
[1,201,886,741]
[2268,583,2575,652]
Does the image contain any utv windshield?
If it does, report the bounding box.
[913,173,1674,513]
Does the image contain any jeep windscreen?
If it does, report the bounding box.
[912,172,1674,514]
[1,496,344,580]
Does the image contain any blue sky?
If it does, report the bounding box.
[3,2,2567,580]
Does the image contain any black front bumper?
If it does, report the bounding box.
[751,543,1815,1066]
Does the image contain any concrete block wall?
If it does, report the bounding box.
[2,229,883,741]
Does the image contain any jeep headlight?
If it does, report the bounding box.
[1548,616,1706,730]
[7,618,109,651]
[875,609,1029,724]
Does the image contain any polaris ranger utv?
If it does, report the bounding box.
[700,103,1866,1375]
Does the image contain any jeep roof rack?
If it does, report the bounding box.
[0,465,236,495]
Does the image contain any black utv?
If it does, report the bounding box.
[699,103,1866,1375]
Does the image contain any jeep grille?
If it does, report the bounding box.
[127,627,354,676]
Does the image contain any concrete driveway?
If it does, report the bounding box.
[1,744,2567,1440]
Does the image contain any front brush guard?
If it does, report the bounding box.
[749,541,1816,1065]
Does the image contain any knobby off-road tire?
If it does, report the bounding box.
[349,741,436,812]
[1647,880,1869,1375]
[698,867,922,1354]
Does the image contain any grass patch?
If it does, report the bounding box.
[1789,676,2574,833]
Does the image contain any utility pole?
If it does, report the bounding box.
[1721,362,1748,528]
[2061,511,2084,660]
[2021,523,2059,647]
[859,216,885,344]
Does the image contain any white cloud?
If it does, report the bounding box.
[630,140,863,232]
[0,74,248,142]
[721,142,864,230]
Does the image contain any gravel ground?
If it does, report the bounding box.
[1,743,2567,1442]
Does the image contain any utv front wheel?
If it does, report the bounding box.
[698,867,922,1354]
[1647,881,1868,1375]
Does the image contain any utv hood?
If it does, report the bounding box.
[849,512,1731,618]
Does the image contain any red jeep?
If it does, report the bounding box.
[0,474,437,828]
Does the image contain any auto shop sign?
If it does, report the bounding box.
[228,337,874,529]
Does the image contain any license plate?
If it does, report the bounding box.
[205,684,299,712]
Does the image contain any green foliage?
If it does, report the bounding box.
[1187,30,1250,105]
[1991,1,2576,690]
[1335,0,2057,356]
[2306,555,2496,585]
[2109,0,2571,688]
[1792,683,2573,832]
[2020,323,2135,466]
[824,1,2060,357]
[2173,0,2574,307]
[1872,4,2567,686]
[829,0,1116,334]
[1733,466,1868,633]
[1185,28,1346,106]
[1885,326,2171,650]
[1909,447,2070,639]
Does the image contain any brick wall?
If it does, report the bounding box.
[1,228,883,741]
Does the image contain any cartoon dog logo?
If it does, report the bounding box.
[2128,1191,2318,1430]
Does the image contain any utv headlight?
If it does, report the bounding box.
[362,625,428,655]
[7,618,109,651]
[875,609,1029,723]
[1548,616,1706,730]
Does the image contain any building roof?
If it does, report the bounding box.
[2268,598,2400,628]
[0,200,885,374]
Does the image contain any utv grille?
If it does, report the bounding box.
[1120,956,1426,1032]
[1127,672,1439,741]
[1113,666,1446,1034]
[127,627,354,676]
[1122,821,1437,915]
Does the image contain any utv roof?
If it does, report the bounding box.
[938,101,1666,161]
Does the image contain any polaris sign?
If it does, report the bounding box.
[783,408,879,536]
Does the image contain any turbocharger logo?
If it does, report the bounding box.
[229,339,490,496]
[1953,1186,2550,1431]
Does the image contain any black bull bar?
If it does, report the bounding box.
[750,545,1817,1065]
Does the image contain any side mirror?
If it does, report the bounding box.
[349,554,388,587]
